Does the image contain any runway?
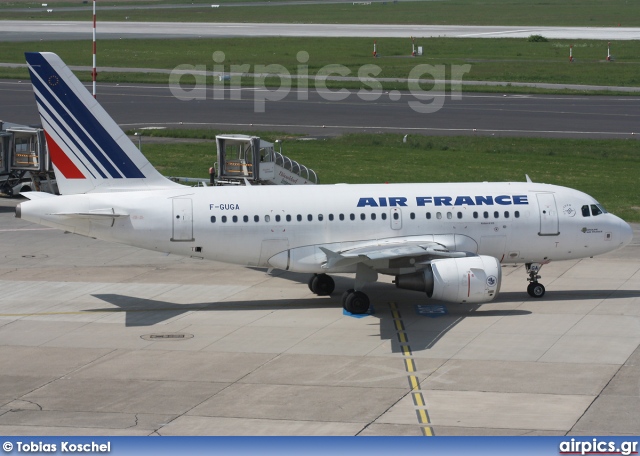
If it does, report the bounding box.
[2,21,640,41]
[1,197,639,436]
[2,80,640,139]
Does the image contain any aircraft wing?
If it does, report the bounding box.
[320,240,470,270]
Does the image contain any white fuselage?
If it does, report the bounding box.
[19,181,631,276]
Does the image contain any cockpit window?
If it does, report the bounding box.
[582,205,590,217]
[597,204,608,214]
[591,204,602,216]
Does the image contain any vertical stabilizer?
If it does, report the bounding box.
[25,52,180,194]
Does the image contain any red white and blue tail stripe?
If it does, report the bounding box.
[25,52,179,194]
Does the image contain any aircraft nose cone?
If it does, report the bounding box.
[620,219,633,248]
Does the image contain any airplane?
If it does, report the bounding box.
[16,52,633,315]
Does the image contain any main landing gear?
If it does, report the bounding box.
[308,266,376,315]
[525,263,546,298]
[341,289,370,315]
[308,273,335,296]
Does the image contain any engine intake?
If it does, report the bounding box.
[395,255,501,303]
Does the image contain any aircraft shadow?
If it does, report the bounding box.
[89,292,531,353]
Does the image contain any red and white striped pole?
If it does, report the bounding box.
[569,45,573,62]
[373,40,377,58]
[411,36,416,57]
[92,0,97,98]
[607,42,611,61]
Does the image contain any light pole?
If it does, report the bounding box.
[134,132,141,151]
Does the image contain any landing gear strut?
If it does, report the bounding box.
[308,273,335,296]
[525,263,546,298]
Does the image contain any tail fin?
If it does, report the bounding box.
[25,52,180,194]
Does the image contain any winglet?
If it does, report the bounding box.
[319,247,362,269]
[525,174,533,183]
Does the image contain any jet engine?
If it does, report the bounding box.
[394,255,501,304]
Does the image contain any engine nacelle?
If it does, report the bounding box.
[395,255,501,304]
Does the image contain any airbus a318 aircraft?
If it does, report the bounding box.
[16,52,633,314]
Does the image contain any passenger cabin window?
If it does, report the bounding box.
[254,215,260,222]
[371,213,376,220]
[436,212,442,220]
[211,216,216,223]
[308,214,313,222]
[265,215,270,222]
[457,212,463,219]
[410,212,415,220]
[318,214,323,221]
[360,213,365,221]
[515,211,520,218]
[393,212,399,220]
[339,214,345,221]
[483,211,489,219]
[232,216,238,223]
[426,212,431,220]
[286,215,292,222]
[473,212,478,219]
[276,215,281,222]
[494,211,499,219]
[329,214,334,221]
[350,213,355,221]
[243,215,248,223]
[221,216,227,223]
[297,214,302,222]
[504,211,509,218]
[381,213,387,220]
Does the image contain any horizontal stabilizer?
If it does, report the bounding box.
[50,208,129,219]
[21,192,56,200]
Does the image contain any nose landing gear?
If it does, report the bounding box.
[526,263,546,298]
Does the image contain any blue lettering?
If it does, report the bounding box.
[513,195,528,205]
[378,197,388,207]
[495,195,512,205]
[357,197,378,207]
[454,196,475,206]
[416,197,432,206]
[475,195,493,205]
[389,197,408,207]
[434,196,453,206]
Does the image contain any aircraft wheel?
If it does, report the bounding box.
[308,274,317,292]
[527,282,546,298]
[342,289,355,309]
[311,273,335,296]
[344,291,370,315]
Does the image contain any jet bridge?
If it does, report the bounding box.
[215,134,318,186]
[0,121,57,196]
